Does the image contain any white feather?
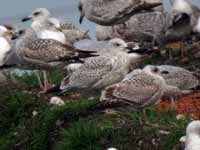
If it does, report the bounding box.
[0,26,8,36]
[185,134,200,150]
[173,0,192,14]
[185,121,200,150]
[0,37,10,66]
[37,30,66,44]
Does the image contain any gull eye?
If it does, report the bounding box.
[114,43,121,47]
[19,30,25,35]
[153,67,159,73]
[48,22,54,26]
[33,12,40,16]
[161,71,169,74]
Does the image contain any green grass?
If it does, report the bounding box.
[0,71,192,150]
[11,68,65,88]
[54,109,189,150]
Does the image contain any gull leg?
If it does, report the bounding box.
[36,71,55,93]
[42,71,55,93]
[35,71,43,89]
[170,97,177,110]
[180,40,190,63]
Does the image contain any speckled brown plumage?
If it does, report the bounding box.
[100,68,166,109]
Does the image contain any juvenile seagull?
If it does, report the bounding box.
[66,39,140,73]
[22,8,90,45]
[78,0,162,26]
[165,0,200,58]
[181,120,200,150]
[60,38,150,93]
[100,66,175,125]
[6,28,96,92]
[154,65,199,91]
[73,39,140,53]
[96,0,164,42]
[145,65,199,108]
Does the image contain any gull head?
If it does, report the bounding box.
[45,18,62,31]
[145,65,171,76]
[22,8,51,22]
[11,29,26,40]
[109,38,127,48]
[0,25,14,37]
[143,65,165,81]
[172,0,192,14]
[186,120,200,136]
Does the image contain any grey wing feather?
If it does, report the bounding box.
[73,39,109,52]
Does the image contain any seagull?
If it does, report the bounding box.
[100,66,171,125]
[21,8,67,44]
[78,0,162,26]
[22,8,91,45]
[59,38,151,94]
[154,65,199,91]
[182,120,200,150]
[4,28,96,92]
[144,65,199,108]
[165,0,200,58]
[95,0,200,56]
[73,39,140,53]
[95,0,164,42]
[65,39,140,74]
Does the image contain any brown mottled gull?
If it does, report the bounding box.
[60,38,151,93]
[145,65,199,108]
[3,28,96,92]
[100,66,171,125]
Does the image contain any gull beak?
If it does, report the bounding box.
[4,30,14,36]
[21,16,32,22]
[11,32,19,40]
[79,13,85,24]
[55,27,63,32]
[128,48,153,63]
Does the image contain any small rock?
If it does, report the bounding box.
[138,140,143,146]
[13,132,18,136]
[176,114,186,120]
[180,136,186,143]
[32,110,38,117]
[88,97,95,100]
[50,97,65,106]
[56,119,64,126]
[159,130,171,135]
[107,148,118,150]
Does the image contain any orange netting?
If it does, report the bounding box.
[154,92,200,119]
